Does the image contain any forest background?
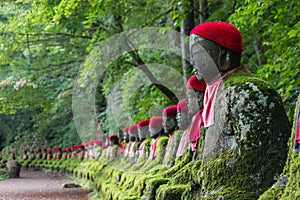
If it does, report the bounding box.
[0,0,299,156]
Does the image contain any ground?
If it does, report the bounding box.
[0,168,90,200]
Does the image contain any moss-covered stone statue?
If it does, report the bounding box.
[6,150,20,178]
[175,99,191,160]
[186,74,206,161]
[259,93,300,200]
[128,124,139,164]
[148,116,165,160]
[109,134,119,158]
[189,21,290,199]
[137,119,151,161]
[162,105,178,167]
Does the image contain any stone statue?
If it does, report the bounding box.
[36,147,42,159]
[186,75,206,161]
[137,119,150,159]
[123,126,130,158]
[175,99,191,158]
[109,134,119,158]
[162,105,178,166]
[23,149,28,160]
[128,125,138,163]
[148,116,164,160]
[189,21,291,198]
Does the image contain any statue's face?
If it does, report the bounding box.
[149,126,161,138]
[138,126,149,140]
[190,34,221,83]
[123,132,129,142]
[187,88,205,116]
[163,115,177,134]
[110,138,118,145]
[176,111,191,130]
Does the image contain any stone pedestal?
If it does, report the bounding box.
[6,160,21,178]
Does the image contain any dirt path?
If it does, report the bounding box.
[0,168,90,200]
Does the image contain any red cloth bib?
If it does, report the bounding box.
[129,141,136,158]
[202,67,240,128]
[138,140,146,157]
[295,117,300,143]
[165,132,174,157]
[176,129,189,157]
[188,110,203,152]
[149,137,160,159]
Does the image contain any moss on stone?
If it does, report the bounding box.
[258,185,285,200]
[162,130,183,167]
[141,178,169,200]
[156,184,189,200]
[277,94,300,200]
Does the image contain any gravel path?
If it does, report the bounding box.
[0,168,90,200]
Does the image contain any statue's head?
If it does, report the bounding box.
[138,119,150,141]
[128,124,138,142]
[109,134,119,145]
[190,22,242,82]
[149,116,163,138]
[162,105,178,134]
[186,75,206,116]
[176,99,191,130]
[123,126,130,143]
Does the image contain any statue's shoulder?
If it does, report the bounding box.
[221,69,281,104]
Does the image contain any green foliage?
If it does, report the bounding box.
[230,0,300,121]
[0,168,7,180]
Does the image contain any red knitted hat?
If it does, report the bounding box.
[105,135,111,140]
[123,126,129,133]
[190,21,242,54]
[162,105,177,116]
[138,119,150,128]
[52,147,61,151]
[65,147,71,152]
[177,99,189,113]
[128,124,138,133]
[149,116,163,129]
[187,75,206,92]
[94,139,102,145]
[109,134,119,140]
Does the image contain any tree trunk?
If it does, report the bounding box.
[199,0,208,23]
[181,0,195,84]
[254,38,267,66]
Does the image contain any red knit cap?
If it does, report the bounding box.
[109,134,119,140]
[105,135,111,140]
[128,124,138,133]
[162,105,177,116]
[52,147,61,151]
[65,147,71,152]
[177,99,189,113]
[123,126,129,133]
[187,75,206,92]
[138,119,150,128]
[94,139,102,145]
[190,21,242,54]
[149,116,163,129]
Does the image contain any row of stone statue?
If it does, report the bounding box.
[21,22,293,199]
